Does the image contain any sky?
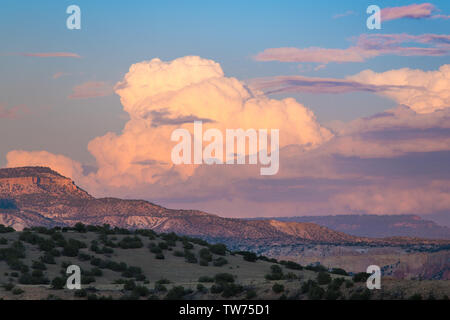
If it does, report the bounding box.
[1,1,450,224]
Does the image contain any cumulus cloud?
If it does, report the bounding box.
[68,81,113,99]
[6,150,85,183]
[349,64,450,113]
[6,57,450,218]
[8,56,332,189]
[251,64,450,114]
[254,33,450,64]
[381,3,449,21]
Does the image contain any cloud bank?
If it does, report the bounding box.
[254,33,450,64]
[5,57,450,218]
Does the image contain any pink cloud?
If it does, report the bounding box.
[68,81,113,99]
[381,3,449,21]
[333,10,356,19]
[254,33,450,64]
[0,104,30,119]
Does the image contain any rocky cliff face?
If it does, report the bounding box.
[0,167,448,248]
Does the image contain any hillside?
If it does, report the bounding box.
[0,167,373,245]
[261,215,450,239]
[0,226,448,300]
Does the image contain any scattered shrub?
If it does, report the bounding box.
[272,283,285,293]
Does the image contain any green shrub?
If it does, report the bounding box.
[409,293,423,300]
[165,286,187,300]
[173,250,184,257]
[330,268,348,276]
[199,248,212,262]
[214,273,235,283]
[222,283,244,298]
[272,283,284,293]
[184,250,198,264]
[209,244,227,256]
[349,289,371,300]
[307,285,325,300]
[198,276,214,283]
[353,272,370,283]
[196,284,207,293]
[246,289,257,299]
[317,271,332,285]
[156,279,171,285]
[213,257,228,267]
[51,277,66,290]
[154,283,167,292]
[12,288,24,295]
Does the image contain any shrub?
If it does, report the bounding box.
[222,283,244,298]
[74,289,87,298]
[196,284,207,293]
[409,293,423,300]
[173,250,184,257]
[210,284,224,294]
[0,224,15,233]
[154,283,167,292]
[325,289,341,300]
[156,279,171,285]
[12,288,24,295]
[209,244,227,256]
[199,259,209,266]
[51,277,66,290]
[353,272,370,283]
[123,280,136,291]
[183,241,194,250]
[272,283,284,293]
[165,286,187,300]
[213,257,228,267]
[184,250,198,264]
[214,273,235,283]
[32,261,47,270]
[246,289,257,299]
[198,276,214,283]
[133,285,150,297]
[150,246,162,254]
[345,280,354,288]
[328,278,345,291]
[2,283,14,291]
[317,271,332,285]
[199,248,212,262]
[330,268,348,276]
[307,285,325,300]
[349,289,371,300]
[0,237,7,245]
[74,223,87,233]
[158,242,169,250]
[280,260,303,270]
[40,254,56,265]
[239,251,257,262]
[155,253,165,260]
[118,236,143,249]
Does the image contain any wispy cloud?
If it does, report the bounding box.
[254,33,450,64]
[381,3,449,21]
[333,10,356,19]
[14,52,81,58]
[68,81,113,99]
[0,104,30,119]
[250,75,419,95]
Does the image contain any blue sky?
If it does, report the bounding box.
[1,1,449,221]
